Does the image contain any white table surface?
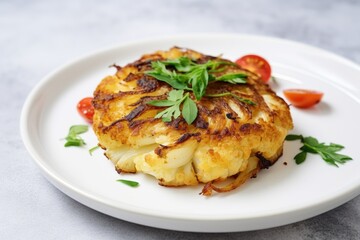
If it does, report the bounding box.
[1,0,360,239]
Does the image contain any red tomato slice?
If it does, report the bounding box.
[283,89,323,108]
[77,97,94,123]
[235,54,272,83]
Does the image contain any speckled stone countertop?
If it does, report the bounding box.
[1,0,360,239]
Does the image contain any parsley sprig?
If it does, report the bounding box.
[146,57,251,124]
[285,134,352,167]
[147,89,197,124]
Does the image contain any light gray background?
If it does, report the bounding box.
[1,0,360,239]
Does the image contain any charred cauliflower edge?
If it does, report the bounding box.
[92,47,293,196]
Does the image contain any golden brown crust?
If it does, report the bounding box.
[92,47,293,194]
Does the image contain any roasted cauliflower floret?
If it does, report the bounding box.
[92,47,293,195]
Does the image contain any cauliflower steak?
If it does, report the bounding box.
[92,47,293,195]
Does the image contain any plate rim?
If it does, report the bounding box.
[20,33,360,232]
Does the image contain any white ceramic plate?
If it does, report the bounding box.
[21,34,360,232]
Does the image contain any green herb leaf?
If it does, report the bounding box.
[69,125,88,135]
[300,144,318,154]
[215,73,247,84]
[146,61,189,90]
[154,107,174,122]
[146,72,189,90]
[148,90,198,124]
[162,56,195,72]
[182,96,198,124]
[285,134,303,141]
[116,179,139,187]
[64,125,88,147]
[168,89,184,101]
[64,139,85,147]
[303,136,319,146]
[146,99,176,107]
[294,151,307,164]
[189,66,209,100]
[286,134,352,167]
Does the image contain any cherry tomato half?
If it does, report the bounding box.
[235,54,272,83]
[283,89,324,108]
[77,97,94,123]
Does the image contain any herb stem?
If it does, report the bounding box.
[205,92,256,105]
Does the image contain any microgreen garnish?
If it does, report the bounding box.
[147,89,198,124]
[205,92,256,106]
[116,179,139,187]
[146,57,250,124]
[285,134,352,167]
[64,125,88,147]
